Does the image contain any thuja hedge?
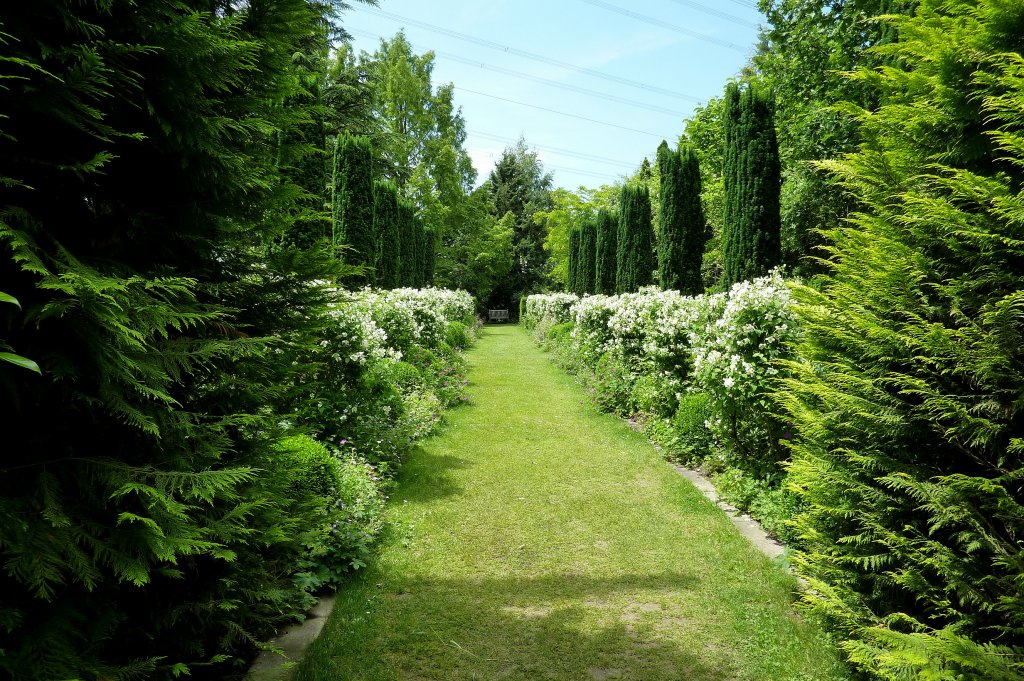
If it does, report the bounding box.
[779,1,1024,677]
[0,1,477,678]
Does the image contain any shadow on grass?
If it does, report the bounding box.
[393,445,474,506]
[300,570,742,681]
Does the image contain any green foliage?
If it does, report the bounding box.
[615,183,655,293]
[722,81,782,285]
[754,0,915,276]
[434,187,514,306]
[333,133,376,273]
[779,1,1024,676]
[373,180,402,288]
[594,209,618,295]
[277,435,386,590]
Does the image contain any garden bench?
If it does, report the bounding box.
[487,309,509,323]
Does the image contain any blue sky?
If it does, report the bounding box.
[340,0,765,190]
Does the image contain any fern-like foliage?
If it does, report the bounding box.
[778,1,1024,677]
[0,1,349,679]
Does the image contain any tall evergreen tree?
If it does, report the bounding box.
[595,209,618,295]
[722,81,782,285]
[332,133,375,274]
[568,228,581,294]
[615,183,655,293]
[779,1,1024,677]
[373,180,401,288]
[423,227,436,286]
[487,138,553,307]
[657,140,685,290]
[398,200,418,287]
[678,143,707,295]
[578,219,598,295]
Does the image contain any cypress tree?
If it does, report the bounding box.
[595,209,618,295]
[332,133,375,274]
[568,228,581,294]
[722,81,781,285]
[678,143,707,295]
[423,227,436,286]
[373,180,402,288]
[397,200,418,288]
[616,183,655,293]
[657,140,707,295]
[578,218,597,295]
[657,140,684,290]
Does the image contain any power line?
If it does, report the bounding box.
[358,6,703,102]
[578,0,748,52]
[469,129,640,169]
[453,85,674,140]
[664,0,759,28]
[546,164,625,182]
[348,29,689,117]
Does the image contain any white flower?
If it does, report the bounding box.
[723,377,735,388]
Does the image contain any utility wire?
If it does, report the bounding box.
[469,129,640,169]
[578,0,747,52]
[348,28,690,116]
[453,85,674,140]
[664,0,759,28]
[358,6,702,101]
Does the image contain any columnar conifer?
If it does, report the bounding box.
[332,133,375,272]
[578,218,597,295]
[722,81,781,284]
[373,180,402,288]
[595,209,618,295]
[656,140,685,290]
[568,228,581,294]
[616,183,655,293]
[398,200,417,287]
[677,143,707,295]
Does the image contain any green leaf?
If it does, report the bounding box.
[0,291,21,308]
[0,352,40,374]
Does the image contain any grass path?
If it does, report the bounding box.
[296,325,850,681]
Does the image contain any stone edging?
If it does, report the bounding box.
[246,594,336,681]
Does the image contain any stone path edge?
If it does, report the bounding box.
[245,594,336,681]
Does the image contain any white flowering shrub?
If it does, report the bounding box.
[353,287,475,356]
[536,271,800,473]
[689,270,799,474]
[522,293,579,330]
[294,287,477,470]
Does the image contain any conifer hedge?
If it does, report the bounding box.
[595,209,618,295]
[615,183,655,293]
[780,1,1024,677]
[0,1,348,677]
[722,81,781,285]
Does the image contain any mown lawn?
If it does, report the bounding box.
[295,324,850,681]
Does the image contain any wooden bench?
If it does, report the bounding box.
[487,309,509,323]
